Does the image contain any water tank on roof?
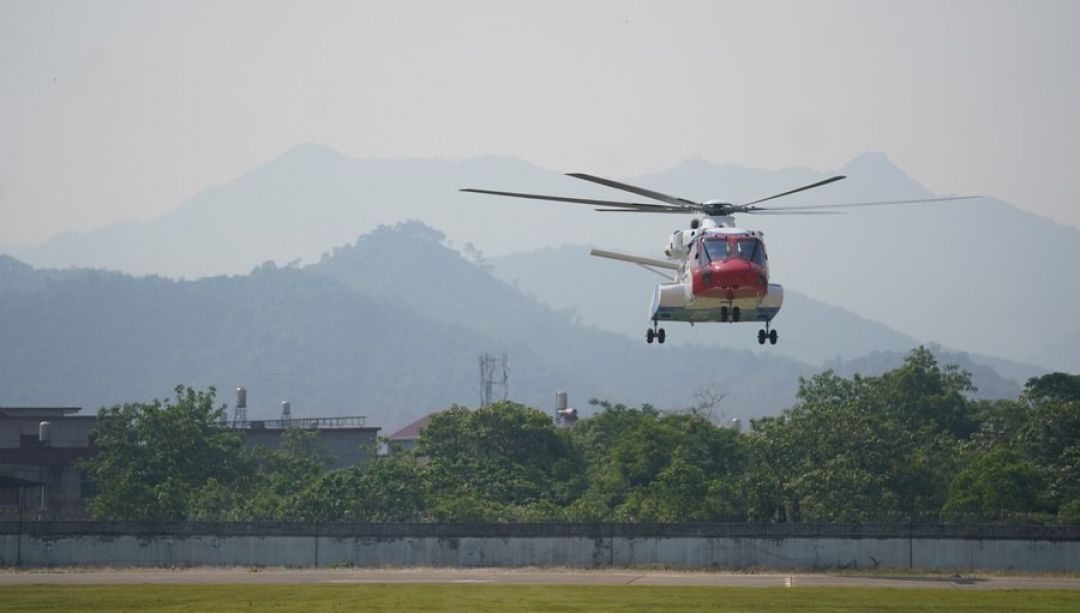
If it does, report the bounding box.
[281,401,291,420]
[235,387,247,409]
[555,391,577,427]
[39,421,52,446]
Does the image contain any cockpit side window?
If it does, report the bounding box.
[703,239,730,261]
[736,239,765,266]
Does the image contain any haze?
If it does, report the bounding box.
[1,0,1078,248]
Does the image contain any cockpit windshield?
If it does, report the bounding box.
[736,238,765,266]
[703,239,730,261]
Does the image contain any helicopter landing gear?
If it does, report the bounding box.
[758,323,778,345]
[646,322,666,344]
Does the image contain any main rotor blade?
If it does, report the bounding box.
[740,175,847,207]
[744,195,981,212]
[459,188,673,210]
[567,173,700,208]
[745,210,844,215]
[593,208,694,213]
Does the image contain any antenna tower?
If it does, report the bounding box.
[479,352,510,406]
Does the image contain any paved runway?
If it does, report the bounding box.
[2,568,1079,590]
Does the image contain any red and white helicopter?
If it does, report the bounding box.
[462,174,974,345]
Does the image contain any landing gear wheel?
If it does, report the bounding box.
[646,328,655,344]
[657,329,666,344]
[757,329,767,345]
[769,329,778,345]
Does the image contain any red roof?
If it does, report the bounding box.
[388,413,435,440]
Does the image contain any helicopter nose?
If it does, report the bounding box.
[702,260,766,296]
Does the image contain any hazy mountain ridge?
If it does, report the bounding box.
[2,225,819,427]
[2,221,1039,434]
[0,256,492,427]
[305,222,816,418]
[825,349,1024,400]
[9,144,1080,371]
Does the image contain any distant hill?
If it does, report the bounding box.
[1,225,816,428]
[1,218,1044,432]
[824,348,1027,401]
[306,222,815,420]
[9,145,1080,372]
[0,254,488,427]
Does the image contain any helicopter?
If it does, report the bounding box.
[461,173,976,345]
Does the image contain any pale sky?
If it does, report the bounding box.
[1,0,1078,247]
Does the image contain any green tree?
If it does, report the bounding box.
[82,386,251,520]
[417,401,582,520]
[567,400,744,522]
[1024,373,1080,403]
[242,429,334,521]
[353,454,427,521]
[742,349,972,522]
[942,448,1046,520]
[284,453,426,523]
[1016,379,1080,515]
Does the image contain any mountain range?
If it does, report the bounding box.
[3,144,1076,426]
[0,225,806,429]
[7,145,1078,372]
[1,221,1036,431]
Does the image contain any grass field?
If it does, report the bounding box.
[3,584,1079,612]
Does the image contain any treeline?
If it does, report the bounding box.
[81,348,1080,524]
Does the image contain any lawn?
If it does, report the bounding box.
[3,584,1079,612]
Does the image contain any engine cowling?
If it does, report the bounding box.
[665,228,696,258]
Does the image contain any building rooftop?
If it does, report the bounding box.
[0,407,82,418]
[227,416,372,431]
[389,413,435,441]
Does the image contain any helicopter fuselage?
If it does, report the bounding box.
[651,223,783,326]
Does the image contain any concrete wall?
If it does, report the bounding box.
[2,523,1078,571]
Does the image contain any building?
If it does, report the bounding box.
[1,405,381,517]
[0,407,97,518]
[387,413,434,455]
[232,416,380,469]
